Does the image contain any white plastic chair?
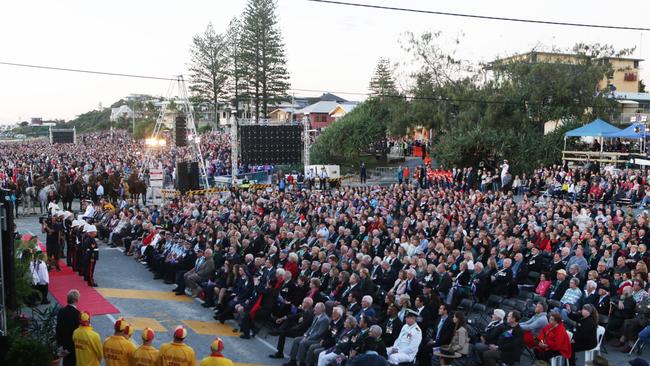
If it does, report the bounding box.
[549,330,574,366]
[585,325,605,362]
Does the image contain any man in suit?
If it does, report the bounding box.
[419,303,454,364]
[481,311,524,366]
[56,289,81,366]
[270,297,315,359]
[180,248,215,297]
[285,302,330,366]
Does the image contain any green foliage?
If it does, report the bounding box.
[198,124,213,134]
[5,335,52,366]
[133,120,156,140]
[27,304,61,359]
[188,22,231,125]
[64,108,112,132]
[369,58,397,96]
[241,0,290,118]
[311,99,392,164]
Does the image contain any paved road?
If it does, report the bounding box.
[15,214,646,366]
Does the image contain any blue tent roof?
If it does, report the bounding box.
[564,118,621,137]
[605,122,648,138]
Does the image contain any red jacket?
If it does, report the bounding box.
[284,261,299,280]
[536,323,572,358]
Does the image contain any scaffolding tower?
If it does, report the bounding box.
[140,76,209,188]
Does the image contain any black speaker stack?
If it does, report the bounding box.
[175,162,200,193]
[240,125,302,165]
[175,116,187,147]
[51,130,75,144]
[176,162,189,193]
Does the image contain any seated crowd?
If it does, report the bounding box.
[76,166,650,366]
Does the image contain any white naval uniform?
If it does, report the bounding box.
[386,322,422,364]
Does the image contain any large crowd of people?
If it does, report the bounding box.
[6,131,650,366]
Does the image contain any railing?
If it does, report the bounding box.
[369,167,399,178]
[562,150,629,164]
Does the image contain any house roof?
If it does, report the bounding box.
[329,102,359,115]
[296,101,340,114]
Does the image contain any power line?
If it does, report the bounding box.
[0,60,620,109]
[0,61,178,81]
[306,0,650,32]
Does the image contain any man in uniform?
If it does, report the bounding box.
[43,212,63,271]
[103,318,136,366]
[83,224,99,286]
[73,220,85,275]
[131,328,160,366]
[72,311,103,366]
[199,338,234,366]
[160,326,196,366]
[386,309,421,365]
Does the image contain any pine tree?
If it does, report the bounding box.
[188,23,230,126]
[240,0,290,120]
[225,17,247,116]
[369,58,397,97]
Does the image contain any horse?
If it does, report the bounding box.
[127,173,148,206]
[38,183,57,214]
[22,186,38,216]
[60,180,75,211]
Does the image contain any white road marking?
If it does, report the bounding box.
[106,313,117,324]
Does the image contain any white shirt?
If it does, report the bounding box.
[392,322,422,358]
[83,204,96,218]
[30,260,49,285]
[96,184,104,196]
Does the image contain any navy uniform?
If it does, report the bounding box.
[82,224,99,287]
[386,310,421,365]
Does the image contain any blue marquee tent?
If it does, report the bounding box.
[605,122,648,139]
[564,118,622,137]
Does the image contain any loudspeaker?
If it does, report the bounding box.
[176,162,189,193]
[175,116,187,147]
[0,189,16,309]
[189,162,200,190]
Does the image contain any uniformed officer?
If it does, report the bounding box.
[160,326,196,366]
[73,220,85,274]
[69,219,82,269]
[103,318,136,366]
[72,311,103,366]
[82,224,99,287]
[131,328,160,366]
[199,338,234,366]
[386,309,422,365]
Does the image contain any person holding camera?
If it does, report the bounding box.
[43,214,63,271]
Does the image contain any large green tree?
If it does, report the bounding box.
[225,17,247,115]
[188,23,231,126]
[369,58,397,97]
[240,0,290,120]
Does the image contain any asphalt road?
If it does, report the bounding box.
[14,212,646,366]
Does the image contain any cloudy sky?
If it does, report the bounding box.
[1,0,648,124]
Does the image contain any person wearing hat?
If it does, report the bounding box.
[160,325,195,366]
[594,283,611,316]
[72,311,103,366]
[473,309,506,358]
[199,338,233,366]
[42,211,63,271]
[82,224,99,287]
[68,219,82,268]
[103,318,136,366]
[131,327,160,366]
[549,269,570,301]
[386,308,421,365]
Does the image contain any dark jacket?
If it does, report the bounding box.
[431,315,454,346]
[572,316,598,352]
[382,316,403,346]
[56,304,80,352]
[288,309,315,334]
[321,316,346,348]
[483,321,506,344]
[496,324,524,364]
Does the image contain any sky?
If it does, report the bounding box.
[1,0,649,124]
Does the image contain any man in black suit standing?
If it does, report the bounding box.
[56,289,81,366]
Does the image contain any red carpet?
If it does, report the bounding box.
[40,244,119,315]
